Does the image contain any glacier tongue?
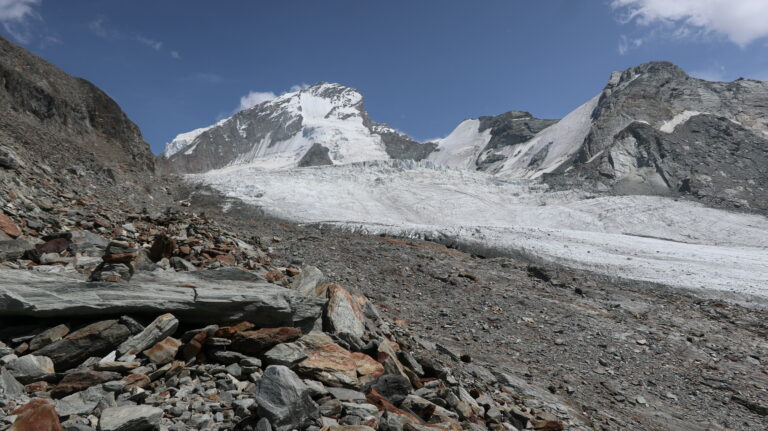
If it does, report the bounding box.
[191,160,768,297]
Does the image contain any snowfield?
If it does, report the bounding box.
[190,160,768,297]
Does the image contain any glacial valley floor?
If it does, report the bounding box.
[187,186,768,431]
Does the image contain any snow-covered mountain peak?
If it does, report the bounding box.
[163,82,431,173]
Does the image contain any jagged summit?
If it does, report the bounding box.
[162,82,432,173]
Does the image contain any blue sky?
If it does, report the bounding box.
[2,0,768,154]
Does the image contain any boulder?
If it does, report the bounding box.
[291,265,325,296]
[0,268,326,329]
[263,342,308,367]
[98,406,163,431]
[29,324,70,352]
[0,145,23,170]
[56,385,114,417]
[117,313,178,357]
[324,285,367,340]
[35,320,132,371]
[254,365,319,431]
[231,327,302,356]
[0,238,31,261]
[68,230,109,256]
[5,355,55,384]
[50,370,121,399]
[10,399,62,431]
[295,333,359,388]
[370,375,412,404]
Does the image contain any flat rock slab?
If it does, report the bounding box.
[0,268,326,328]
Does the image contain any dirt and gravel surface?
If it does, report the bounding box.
[185,185,768,431]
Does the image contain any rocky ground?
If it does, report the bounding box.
[187,186,768,431]
[0,162,767,431]
[0,165,588,431]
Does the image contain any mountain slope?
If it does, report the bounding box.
[0,35,155,180]
[163,83,433,173]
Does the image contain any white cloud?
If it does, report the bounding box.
[289,83,309,92]
[88,16,109,38]
[0,0,40,43]
[612,0,768,46]
[233,84,312,114]
[136,34,162,51]
[237,91,278,112]
[618,34,644,55]
[171,50,181,60]
[0,0,38,22]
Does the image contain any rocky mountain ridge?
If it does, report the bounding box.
[0,36,156,186]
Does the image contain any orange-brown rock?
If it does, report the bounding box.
[143,337,181,365]
[122,373,151,390]
[24,381,50,393]
[182,331,208,361]
[296,333,358,388]
[0,213,21,238]
[10,399,62,431]
[214,321,255,338]
[216,253,236,266]
[351,352,384,384]
[231,327,302,355]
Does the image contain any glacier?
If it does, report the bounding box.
[190,160,768,298]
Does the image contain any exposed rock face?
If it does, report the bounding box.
[163,83,433,173]
[0,36,155,182]
[549,62,768,213]
[475,111,558,170]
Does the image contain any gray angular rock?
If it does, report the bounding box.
[263,342,307,368]
[254,365,320,431]
[5,354,55,383]
[0,268,326,329]
[169,256,196,272]
[324,285,366,340]
[98,405,163,431]
[117,313,178,357]
[0,238,31,261]
[56,385,115,417]
[291,265,324,297]
[0,367,24,395]
[0,145,22,169]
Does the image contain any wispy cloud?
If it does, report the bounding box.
[231,84,312,115]
[89,15,179,59]
[136,34,162,51]
[612,0,768,48]
[618,34,644,55]
[0,0,41,44]
[289,83,309,92]
[237,91,278,112]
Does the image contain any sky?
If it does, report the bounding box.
[2,0,768,154]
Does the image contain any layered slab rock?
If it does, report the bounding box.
[0,268,326,328]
